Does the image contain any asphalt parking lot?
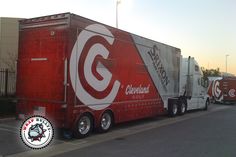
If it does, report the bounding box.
[0,103,234,157]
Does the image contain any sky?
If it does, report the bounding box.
[1,0,235,75]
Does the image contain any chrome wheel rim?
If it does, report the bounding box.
[181,103,186,113]
[173,104,178,115]
[78,116,91,135]
[101,113,111,130]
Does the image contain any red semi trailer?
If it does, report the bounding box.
[16,13,209,138]
[208,76,236,103]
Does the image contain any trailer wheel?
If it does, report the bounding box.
[212,97,216,104]
[168,102,178,117]
[98,111,113,133]
[74,113,93,138]
[204,99,209,111]
[178,100,187,115]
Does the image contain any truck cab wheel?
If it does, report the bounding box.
[178,101,187,115]
[74,113,93,138]
[204,99,209,111]
[168,103,178,117]
[98,111,113,133]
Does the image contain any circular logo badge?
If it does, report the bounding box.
[20,115,54,149]
[229,89,236,98]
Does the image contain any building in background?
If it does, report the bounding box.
[0,17,22,96]
[0,17,22,71]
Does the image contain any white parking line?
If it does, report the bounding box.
[0,123,19,134]
[0,117,15,123]
[0,128,17,134]
[0,124,18,129]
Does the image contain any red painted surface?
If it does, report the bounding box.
[208,77,236,103]
[16,13,165,130]
[221,77,236,102]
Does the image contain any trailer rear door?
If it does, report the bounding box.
[16,15,69,119]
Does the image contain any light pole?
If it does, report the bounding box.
[116,0,121,28]
[226,54,229,73]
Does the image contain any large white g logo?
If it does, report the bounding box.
[212,80,223,101]
[70,24,121,110]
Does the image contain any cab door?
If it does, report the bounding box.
[197,77,206,108]
[190,75,200,109]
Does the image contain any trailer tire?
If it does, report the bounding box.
[98,111,113,133]
[74,113,93,138]
[168,102,178,117]
[212,97,216,104]
[204,99,209,111]
[178,100,187,115]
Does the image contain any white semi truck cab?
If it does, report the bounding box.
[167,56,210,116]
